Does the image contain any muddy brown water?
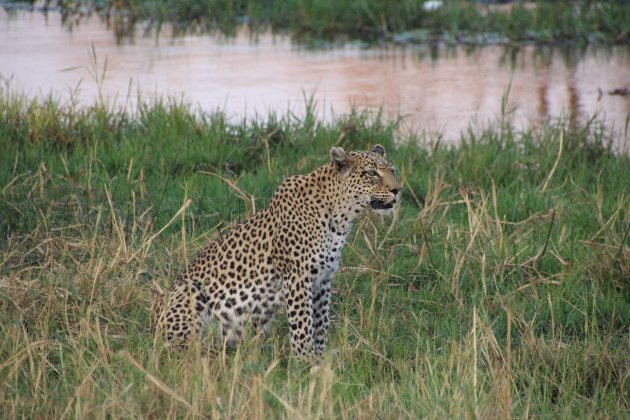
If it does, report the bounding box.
[2,10,629,146]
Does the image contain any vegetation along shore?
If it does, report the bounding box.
[8,0,630,45]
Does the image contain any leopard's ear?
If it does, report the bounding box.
[371,144,387,158]
[330,147,354,171]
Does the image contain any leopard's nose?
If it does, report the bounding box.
[390,187,401,196]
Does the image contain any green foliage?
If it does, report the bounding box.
[52,0,630,44]
[1,84,629,416]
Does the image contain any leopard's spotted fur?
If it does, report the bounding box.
[151,145,400,357]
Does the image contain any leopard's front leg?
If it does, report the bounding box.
[282,274,314,358]
[312,277,332,358]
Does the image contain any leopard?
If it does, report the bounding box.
[150,144,401,358]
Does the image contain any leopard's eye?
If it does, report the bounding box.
[390,167,396,176]
[364,169,378,177]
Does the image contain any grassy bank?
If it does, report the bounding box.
[55,0,630,45]
[1,85,629,417]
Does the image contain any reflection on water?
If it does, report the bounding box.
[1,10,629,144]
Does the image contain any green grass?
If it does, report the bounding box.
[1,82,629,417]
[49,0,630,45]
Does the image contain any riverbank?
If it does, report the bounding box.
[5,0,630,45]
[1,88,629,416]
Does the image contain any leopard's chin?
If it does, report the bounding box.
[370,198,398,215]
[370,199,394,210]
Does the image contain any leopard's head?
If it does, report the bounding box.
[330,145,401,215]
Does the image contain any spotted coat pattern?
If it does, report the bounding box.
[151,145,401,357]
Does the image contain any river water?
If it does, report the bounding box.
[2,9,629,144]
